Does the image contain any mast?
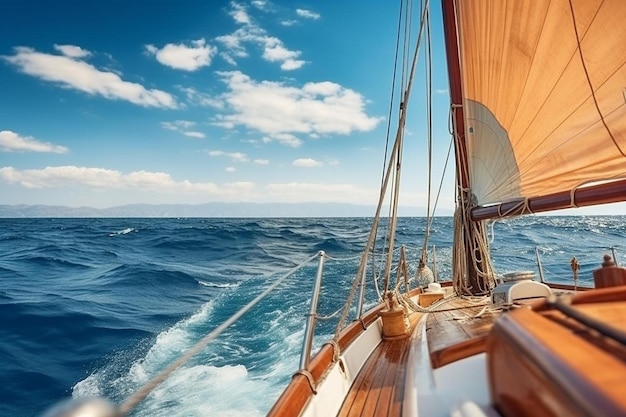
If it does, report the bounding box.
[441,0,490,294]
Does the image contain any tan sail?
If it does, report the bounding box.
[455,0,626,208]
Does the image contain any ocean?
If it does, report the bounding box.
[1,216,624,417]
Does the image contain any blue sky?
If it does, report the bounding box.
[0,1,459,213]
[1,1,622,216]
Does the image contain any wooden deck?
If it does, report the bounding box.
[426,297,499,368]
[336,296,500,416]
[336,311,421,417]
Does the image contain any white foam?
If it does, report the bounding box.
[73,374,102,397]
[198,280,238,289]
[109,228,135,236]
[133,363,268,417]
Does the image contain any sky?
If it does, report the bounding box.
[0,0,461,214]
[1,1,623,216]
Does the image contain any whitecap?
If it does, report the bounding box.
[197,280,238,289]
[109,228,135,237]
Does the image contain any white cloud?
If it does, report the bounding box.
[177,86,224,108]
[2,46,177,108]
[208,150,249,162]
[225,167,236,172]
[281,20,297,27]
[184,131,205,138]
[145,39,217,71]
[0,130,69,153]
[261,37,305,70]
[254,159,269,165]
[229,2,252,24]
[161,120,205,138]
[216,3,305,71]
[265,182,375,204]
[162,120,195,130]
[212,71,382,144]
[220,52,238,66]
[296,9,320,20]
[228,181,255,189]
[250,1,268,11]
[293,158,322,167]
[261,133,302,147]
[53,44,91,58]
[280,59,305,71]
[0,166,228,195]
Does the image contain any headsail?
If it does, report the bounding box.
[454,0,626,217]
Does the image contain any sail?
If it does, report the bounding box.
[454,0,626,208]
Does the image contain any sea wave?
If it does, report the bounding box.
[3,216,625,416]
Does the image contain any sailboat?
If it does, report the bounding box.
[266,0,626,416]
[45,0,626,416]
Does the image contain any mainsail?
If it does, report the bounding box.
[454,0,626,216]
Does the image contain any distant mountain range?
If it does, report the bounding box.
[0,203,452,218]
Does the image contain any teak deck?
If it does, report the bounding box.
[337,297,501,417]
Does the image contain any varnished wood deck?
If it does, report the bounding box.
[337,312,421,417]
[337,296,501,416]
[426,297,499,368]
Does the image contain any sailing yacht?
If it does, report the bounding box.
[45,0,626,416]
[267,0,626,416]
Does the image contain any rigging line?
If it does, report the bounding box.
[381,0,406,190]
[117,251,321,416]
[428,135,454,232]
[383,0,409,294]
[337,0,431,336]
[401,0,412,93]
[324,253,364,262]
[377,0,412,297]
[568,0,625,158]
[421,3,433,262]
[378,0,409,278]
[335,113,406,336]
[383,0,429,294]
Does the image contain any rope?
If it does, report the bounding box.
[334,0,431,340]
[117,252,321,416]
[382,0,430,295]
[293,369,317,394]
[420,1,433,266]
[323,253,363,262]
[397,291,491,314]
[324,339,341,362]
[451,190,497,295]
[316,307,344,321]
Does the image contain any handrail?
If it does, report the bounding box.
[299,251,326,370]
[356,259,368,318]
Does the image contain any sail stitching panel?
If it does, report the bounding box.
[506,1,551,149]
[567,0,626,158]
[512,4,585,169]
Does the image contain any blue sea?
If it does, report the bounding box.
[1,216,624,417]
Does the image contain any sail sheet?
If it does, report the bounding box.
[455,0,626,207]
